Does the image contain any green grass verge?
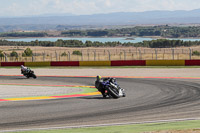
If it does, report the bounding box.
[11,120,200,133]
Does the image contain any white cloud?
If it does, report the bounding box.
[105,0,111,7]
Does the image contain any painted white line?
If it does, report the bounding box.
[1,117,200,132]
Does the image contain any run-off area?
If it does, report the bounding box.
[0,85,82,99]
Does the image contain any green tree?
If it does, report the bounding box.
[61,52,67,56]
[85,41,92,47]
[0,50,4,57]
[72,50,82,56]
[192,50,200,56]
[23,48,33,57]
[10,50,18,57]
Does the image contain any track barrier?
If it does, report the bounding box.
[185,60,200,66]
[24,62,51,67]
[51,61,79,66]
[111,60,145,66]
[1,62,24,66]
[79,61,111,66]
[1,60,200,67]
[146,60,185,66]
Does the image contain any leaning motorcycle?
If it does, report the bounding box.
[103,78,126,98]
[22,69,37,79]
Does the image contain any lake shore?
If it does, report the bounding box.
[1,35,200,40]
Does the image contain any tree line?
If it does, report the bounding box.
[0,32,47,37]
[61,26,200,38]
[1,26,200,38]
[0,39,200,48]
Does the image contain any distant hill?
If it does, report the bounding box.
[0,9,200,32]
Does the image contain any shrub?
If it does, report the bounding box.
[192,50,200,56]
[0,50,4,57]
[72,50,82,56]
[23,48,33,57]
[61,52,67,56]
[10,51,18,57]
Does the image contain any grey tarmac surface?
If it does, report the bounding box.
[0,85,81,99]
[0,75,200,131]
[1,68,200,77]
[0,76,83,99]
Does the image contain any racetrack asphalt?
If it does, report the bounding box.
[0,76,200,131]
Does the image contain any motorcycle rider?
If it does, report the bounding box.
[95,75,109,98]
[95,75,126,98]
[21,65,37,79]
[21,65,30,74]
[95,75,121,98]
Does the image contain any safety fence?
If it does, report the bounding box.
[1,60,200,66]
[1,47,200,62]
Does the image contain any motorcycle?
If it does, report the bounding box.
[22,69,37,79]
[102,78,126,99]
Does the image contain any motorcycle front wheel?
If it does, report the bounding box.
[106,86,120,99]
[32,73,37,79]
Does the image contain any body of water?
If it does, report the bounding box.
[5,37,200,43]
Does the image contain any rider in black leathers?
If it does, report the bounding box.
[21,65,30,74]
[95,75,113,98]
[95,75,126,98]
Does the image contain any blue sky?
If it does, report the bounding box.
[1,0,200,17]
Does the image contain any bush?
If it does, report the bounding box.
[23,48,33,57]
[61,52,67,56]
[72,50,82,56]
[0,50,4,57]
[192,50,200,56]
[10,51,18,57]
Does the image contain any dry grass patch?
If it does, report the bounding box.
[1,46,200,61]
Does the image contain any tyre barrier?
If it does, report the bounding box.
[0,60,200,67]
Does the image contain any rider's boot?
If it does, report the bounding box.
[103,94,107,98]
[102,92,107,98]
